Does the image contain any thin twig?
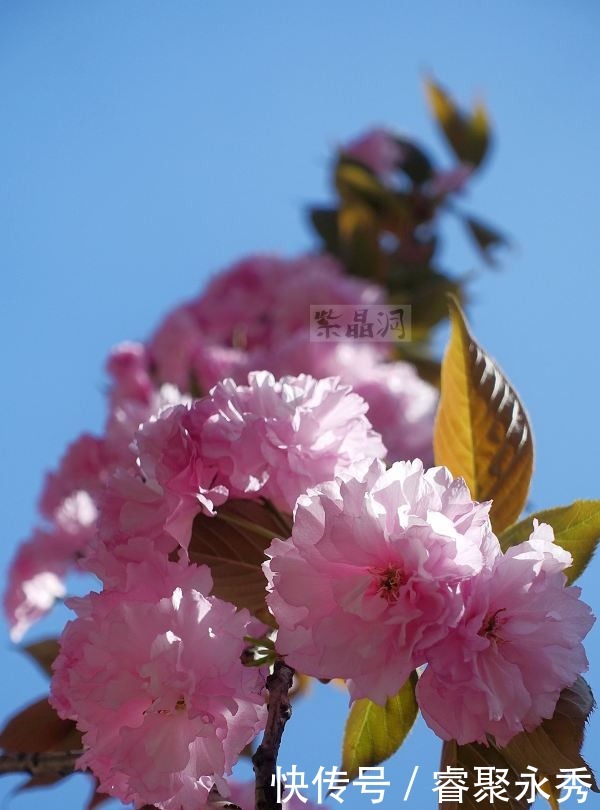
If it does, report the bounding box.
[252,660,295,810]
[0,749,82,776]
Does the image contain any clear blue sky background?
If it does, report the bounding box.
[1,2,599,809]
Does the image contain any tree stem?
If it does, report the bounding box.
[0,750,82,776]
[252,660,295,810]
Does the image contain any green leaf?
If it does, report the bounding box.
[335,157,391,212]
[434,296,534,533]
[341,673,418,782]
[424,77,491,169]
[499,500,600,583]
[337,202,384,281]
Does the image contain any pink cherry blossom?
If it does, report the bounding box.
[426,164,473,198]
[265,460,499,703]
[39,434,110,519]
[147,304,208,391]
[416,521,595,746]
[263,338,437,464]
[84,402,229,588]
[82,469,179,587]
[192,254,383,352]
[147,254,382,391]
[50,561,267,810]
[342,128,403,179]
[106,341,155,407]
[5,491,97,641]
[197,371,386,513]
[5,347,190,638]
[135,403,228,534]
[350,360,437,465]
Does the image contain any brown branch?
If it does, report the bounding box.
[0,749,82,776]
[252,660,295,810]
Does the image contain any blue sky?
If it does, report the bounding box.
[1,2,599,808]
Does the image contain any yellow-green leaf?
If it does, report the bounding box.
[341,673,418,782]
[434,296,533,533]
[499,500,600,583]
[424,78,491,169]
[335,157,391,211]
[338,202,384,281]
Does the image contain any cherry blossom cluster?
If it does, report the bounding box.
[44,369,594,810]
[6,246,435,642]
[4,127,594,810]
[47,369,387,809]
[265,459,594,746]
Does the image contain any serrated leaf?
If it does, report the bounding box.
[440,739,529,809]
[0,697,81,753]
[341,673,418,782]
[441,679,598,809]
[499,500,600,583]
[434,296,533,533]
[188,499,290,618]
[22,639,60,678]
[425,78,491,169]
[500,677,598,795]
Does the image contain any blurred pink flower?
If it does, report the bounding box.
[265,459,499,703]
[106,341,155,406]
[342,128,402,179]
[426,164,473,198]
[191,254,382,351]
[51,561,267,810]
[147,254,382,391]
[4,491,98,641]
[39,434,110,520]
[5,346,189,638]
[197,371,386,512]
[416,521,595,746]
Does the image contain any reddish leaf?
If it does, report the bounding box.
[22,639,60,678]
[0,697,81,753]
[189,499,291,619]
